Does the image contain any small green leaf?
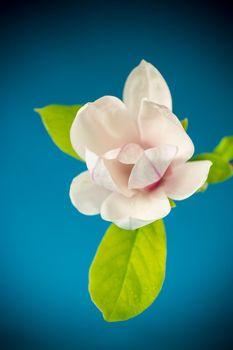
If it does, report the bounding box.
[193,153,233,184]
[35,104,82,160]
[213,136,233,162]
[169,198,176,207]
[89,220,166,322]
[197,182,209,193]
[181,118,188,130]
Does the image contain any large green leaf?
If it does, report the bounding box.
[193,153,233,184]
[89,220,166,322]
[35,104,82,160]
[213,136,233,162]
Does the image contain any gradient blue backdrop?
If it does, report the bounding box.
[1,1,233,349]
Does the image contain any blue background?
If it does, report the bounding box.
[1,1,233,349]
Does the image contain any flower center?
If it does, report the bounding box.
[143,179,162,192]
[126,144,178,192]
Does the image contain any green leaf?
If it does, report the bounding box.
[197,182,209,193]
[89,220,166,322]
[181,118,188,130]
[193,153,233,184]
[35,104,83,160]
[169,198,176,207]
[213,136,233,162]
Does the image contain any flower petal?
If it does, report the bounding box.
[139,100,194,162]
[146,144,178,174]
[103,158,135,197]
[128,144,178,189]
[104,143,144,164]
[123,59,172,118]
[114,217,154,230]
[101,188,171,223]
[128,152,158,189]
[103,148,121,160]
[118,143,144,164]
[164,160,212,200]
[70,171,111,215]
[86,148,135,197]
[86,149,118,192]
[70,96,138,159]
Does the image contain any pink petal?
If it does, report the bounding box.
[128,144,177,189]
[114,217,154,230]
[123,59,172,118]
[128,153,158,189]
[103,148,121,160]
[164,160,212,200]
[118,143,144,164]
[138,100,194,162]
[70,171,111,215]
[85,149,118,192]
[101,188,171,224]
[104,158,135,198]
[104,143,144,164]
[70,96,139,159]
[86,148,135,197]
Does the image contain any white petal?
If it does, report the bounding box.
[70,96,138,159]
[164,160,212,200]
[146,144,178,174]
[70,171,111,215]
[101,188,171,222]
[118,143,144,164]
[104,143,144,164]
[114,217,154,230]
[85,149,117,192]
[85,148,99,174]
[104,158,135,197]
[128,153,158,189]
[128,144,177,189]
[86,148,135,197]
[104,148,121,160]
[123,60,172,118]
[139,100,194,162]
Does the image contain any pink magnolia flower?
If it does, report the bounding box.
[69,60,212,230]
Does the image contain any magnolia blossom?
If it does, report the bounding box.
[69,60,212,230]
